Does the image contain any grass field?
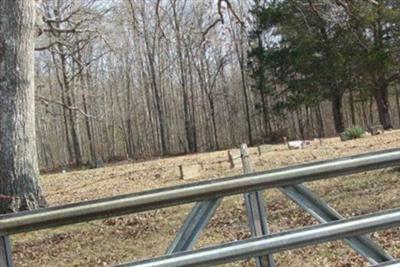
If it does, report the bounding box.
[10,131,400,267]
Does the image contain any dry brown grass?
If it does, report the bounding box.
[10,130,400,267]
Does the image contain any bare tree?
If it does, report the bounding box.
[0,0,46,214]
[29,0,400,172]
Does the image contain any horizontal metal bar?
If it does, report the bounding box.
[281,184,393,264]
[166,198,221,254]
[117,208,400,267]
[373,261,400,267]
[1,148,399,235]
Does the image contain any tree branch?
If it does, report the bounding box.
[37,95,99,119]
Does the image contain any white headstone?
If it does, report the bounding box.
[287,140,309,150]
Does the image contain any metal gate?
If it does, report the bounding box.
[1,147,400,267]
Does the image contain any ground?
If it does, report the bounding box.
[10,131,400,267]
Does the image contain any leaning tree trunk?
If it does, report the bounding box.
[0,1,46,214]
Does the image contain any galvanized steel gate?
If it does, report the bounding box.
[1,147,400,267]
[166,144,275,267]
[163,144,392,267]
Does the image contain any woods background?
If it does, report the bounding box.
[33,0,400,171]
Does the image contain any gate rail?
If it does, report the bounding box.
[118,208,400,267]
[1,148,400,266]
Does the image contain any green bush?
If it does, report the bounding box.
[343,126,365,140]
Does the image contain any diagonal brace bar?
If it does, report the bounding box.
[166,199,222,254]
[0,236,13,267]
[167,144,275,267]
[280,184,393,265]
[119,208,400,267]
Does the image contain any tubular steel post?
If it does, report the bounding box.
[280,184,393,264]
[0,236,13,267]
[240,144,274,267]
[117,208,400,267]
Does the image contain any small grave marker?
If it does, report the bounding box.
[179,164,203,180]
[228,149,241,169]
[340,132,351,142]
[283,137,288,145]
[287,140,311,150]
[314,138,323,146]
[368,125,384,136]
[89,159,104,169]
[257,144,273,155]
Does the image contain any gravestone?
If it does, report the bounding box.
[179,164,203,180]
[288,140,310,149]
[314,138,323,146]
[89,159,105,169]
[340,132,351,142]
[95,159,104,168]
[368,125,384,136]
[283,136,288,145]
[257,144,273,156]
[61,166,69,174]
[228,149,241,169]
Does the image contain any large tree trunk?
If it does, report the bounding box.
[374,83,393,129]
[0,1,46,214]
[171,2,196,153]
[208,95,220,150]
[296,108,305,140]
[395,86,400,127]
[186,45,198,152]
[315,104,325,138]
[349,87,356,126]
[369,97,375,126]
[361,99,368,128]
[331,92,345,134]
[260,91,272,140]
[82,90,97,165]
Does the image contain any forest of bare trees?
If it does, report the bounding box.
[32,0,400,171]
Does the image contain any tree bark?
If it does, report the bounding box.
[374,82,393,129]
[260,91,272,139]
[315,104,325,138]
[331,92,345,133]
[395,86,400,127]
[361,99,368,127]
[369,97,375,126]
[171,1,196,153]
[82,87,97,165]
[137,1,168,155]
[229,14,253,145]
[349,87,356,126]
[186,44,198,152]
[0,0,46,214]
[296,108,305,140]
